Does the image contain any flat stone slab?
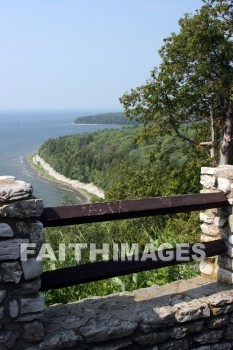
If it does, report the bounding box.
[20,294,45,314]
[0,238,29,260]
[21,258,43,280]
[0,178,33,203]
[0,223,14,237]
[0,199,44,218]
[201,166,233,180]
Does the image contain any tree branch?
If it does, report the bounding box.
[169,115,198,146]
[199,142,214,146]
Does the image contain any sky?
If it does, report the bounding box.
[0,0,204,111]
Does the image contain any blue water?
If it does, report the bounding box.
[0,110,119,206]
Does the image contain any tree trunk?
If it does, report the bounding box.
[210,104,215,165]
[199,104,216,165]
[219,103,233,165]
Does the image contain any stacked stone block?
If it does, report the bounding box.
[0,176,45,349]
[200,165,233,284]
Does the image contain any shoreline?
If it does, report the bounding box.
[72,123,124,126]
[27,154,105,204]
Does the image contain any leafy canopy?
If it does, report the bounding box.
[120,0,233,163]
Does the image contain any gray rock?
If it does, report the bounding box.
[20,277,41,295]
[170,326,187,339]
[219,226,231,241]
[214,216,227,227]
[158,338,189,350]
[20,294,45,314]
[0,330,20,349]
[201,234,217,243]
[190,343,231,350]
[170,321,204,339]
[212,305,233,316]
[217,177,231,194]
[200,223,220,236]
[0,290,6,303]
[21,258,43,280]
[22,321,44,342]
[15,221,29,237]
[228,214,233,232]
[200,211,215,224]
[0,199,44,218]
[168,294,192,306]
[28,221,44,251]
[1,261,22,283]
[206,315,229,329]
[201,168,217,175]
[38,330,81,350]
[17,313,42,322]
[224,324,233,339]
[138,305,174,326]
[0,238,29,260]
[200,175,217,189]
[134,330,170,345]
[218,255,233,270]
[229,312,233,323]
[0,306,4,319]
[140,323,159,333]
[79,315,137,343]
[0,179,32,203]
[0,223,14,237]
[193,329,223,344]
[9,299,19,318]
[199,261,214,276]
[175,300,210,323]
[89,339,133,350]
[203,291,233,307]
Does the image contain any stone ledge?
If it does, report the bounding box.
[19,276,232,350]
[0,178,32,204]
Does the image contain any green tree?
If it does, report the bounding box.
[120,0,233,165]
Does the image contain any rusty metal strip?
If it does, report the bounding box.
[40,239,226,291]
[39,192,228,227]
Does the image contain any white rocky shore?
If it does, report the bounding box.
[32,155,105,200]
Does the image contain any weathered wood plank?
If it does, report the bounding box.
[40,239,226,291]
[39,193,228,227]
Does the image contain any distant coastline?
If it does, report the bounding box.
[74,112,137,125]
[27,154,105,203]
[72,123,116,126]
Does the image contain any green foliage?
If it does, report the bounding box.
[120,0,233,164]
[40,125,205,305]
[43,220,199,305]
[39,127,139,188]
[74,112,138,125]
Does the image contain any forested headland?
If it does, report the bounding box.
[74,112,137,125]
[39,126,204,198]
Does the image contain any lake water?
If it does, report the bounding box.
[0,110,119,207]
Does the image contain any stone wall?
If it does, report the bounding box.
[0,168,233,349]
[200,165,233,284]
[0,176,45,349]
[39,276,233,350]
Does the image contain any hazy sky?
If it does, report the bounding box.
[1,0,204,111]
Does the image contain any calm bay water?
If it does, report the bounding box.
[0,110,118,207]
